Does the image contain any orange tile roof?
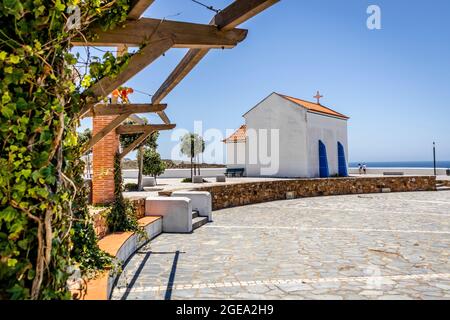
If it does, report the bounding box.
[223,125,247,143]
[278,93,349,120]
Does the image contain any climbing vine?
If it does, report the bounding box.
[106,153,140,233]
[0,0,134,299]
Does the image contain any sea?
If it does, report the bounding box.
[349,161,450,169]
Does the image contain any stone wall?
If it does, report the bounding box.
[194,176,436,211]
[437,180,450,187]
[129,197,145,220]
[90,198,146,239]
[92,210,109,239]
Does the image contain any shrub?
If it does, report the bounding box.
[124,183,139,192]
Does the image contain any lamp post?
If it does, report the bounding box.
[433,142,437,176]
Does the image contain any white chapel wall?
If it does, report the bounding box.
[244,93,309,177]
[306,112,349,177]
[226,141,246,169]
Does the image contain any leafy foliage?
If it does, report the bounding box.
[77,128,92,146]
[70,163,112,273]
[120,121,159,190]
[0,0,133,299]
[82,52,132,90]
[106,153,139,233]
[119,120,159,151]
[180,133,205,179]
[181,178,207,183]
[143,148,166,179]
[180,133,206,159]
[124,183,139,192]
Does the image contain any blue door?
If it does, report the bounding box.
[318,140,329,178]
[337,142,348,177]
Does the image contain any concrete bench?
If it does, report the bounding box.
[171,191,212,222]
[383,172,404,176]
[145,197,192,233]
[225,168,245,177]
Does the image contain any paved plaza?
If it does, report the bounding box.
[112,191,450,300]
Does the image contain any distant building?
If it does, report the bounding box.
[224,92,350,178]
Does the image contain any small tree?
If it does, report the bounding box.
[120,122,159,191]
[78,128,92,146]
[180,133,205,180]
[143,149,166,184]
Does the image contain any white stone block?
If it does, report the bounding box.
[142,177,156,187]
[381,188,391,193]
[171,191,213,222]
[193,176,203,183]
[216,175,226,182]
[145,197,192,233]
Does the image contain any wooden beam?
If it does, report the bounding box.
[83,103,166,117]
[212,0,280,30]
[83,113,131,153]
[119,128,154,160]
[118,123,176,158]
[156,110,171,124]
[86,38,174,99]
[152,48,208,104]
[116,124,176,134]
[72,18,248,48]
[128,0,154,20]
[78,104,94,119]
[151,0,279,121]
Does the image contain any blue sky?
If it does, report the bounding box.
[78,0,450,163]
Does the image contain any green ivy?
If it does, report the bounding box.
[83,51,132,89]
[70,162,112,274]
[0,0,132,300]
[107,153,140,233]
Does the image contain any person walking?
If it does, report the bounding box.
[363,163,367,174]
[358,163,362,175]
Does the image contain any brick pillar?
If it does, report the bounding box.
[92,115,120,205]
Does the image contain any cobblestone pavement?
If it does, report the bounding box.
[111,191,450,300]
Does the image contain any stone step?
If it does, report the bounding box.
[192,216,208,230]
[436,186,450,191]
[192,210,199,219]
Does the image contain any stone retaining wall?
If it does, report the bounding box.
[92,211,108,239]
[90,198,147,239]
[129,198,146,219]
[438,180,450,187]
[194,176,436,211]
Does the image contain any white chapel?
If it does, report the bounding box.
[224,92,350,178]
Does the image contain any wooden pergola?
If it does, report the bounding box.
[74,0,279,155]
[72,0,279,204]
